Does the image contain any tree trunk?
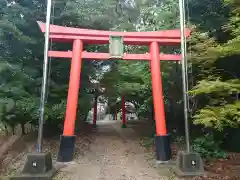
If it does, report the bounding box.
[151,105,154,121]
[21,123,26,135]
[4,124,8,136]
[11,125,15,135]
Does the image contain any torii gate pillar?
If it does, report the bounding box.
[57,39,83,162]
[150,42,171,161]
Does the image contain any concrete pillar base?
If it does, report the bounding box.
[11,152,57,180]
[174,151,205,176]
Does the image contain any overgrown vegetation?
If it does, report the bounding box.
[191,134,227,160]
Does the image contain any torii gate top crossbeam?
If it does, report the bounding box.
[37,21,190,45]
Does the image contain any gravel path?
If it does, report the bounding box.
[54,120,177,180]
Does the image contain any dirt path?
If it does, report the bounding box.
[54,120,176,180]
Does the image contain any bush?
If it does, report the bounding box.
[191,133,227,160]
[43,100,67,131]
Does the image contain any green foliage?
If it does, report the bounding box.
[191,134,227,160]
[188,0,240,134]
[137,0,180,31]
[189,78,240,96]
[193,101,240,131]
[188,0,229,32]
[0,0,114,133]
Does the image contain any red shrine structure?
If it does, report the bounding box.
[37,21,190,163]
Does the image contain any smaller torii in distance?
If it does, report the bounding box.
[37,21,191,163]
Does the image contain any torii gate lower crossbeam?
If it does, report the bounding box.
[38,22,190,163]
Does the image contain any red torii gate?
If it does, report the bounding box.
[37,21,190,163]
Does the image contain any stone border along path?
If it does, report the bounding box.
[54,120,179,180]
